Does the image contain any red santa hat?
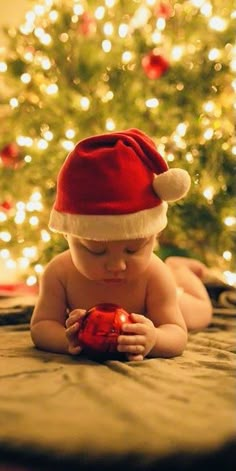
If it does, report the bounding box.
[49,128,191,240]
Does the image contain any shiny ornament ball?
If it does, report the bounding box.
[78,303,133,356]
[142,52,169,79]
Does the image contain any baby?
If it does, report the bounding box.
[30,129,212,361]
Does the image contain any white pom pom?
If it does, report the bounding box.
[153,168,191,202]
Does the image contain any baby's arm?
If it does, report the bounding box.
[118,259,187,360]
[30,256,78,354]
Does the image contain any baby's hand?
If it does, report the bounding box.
[117,313,157,361]
[65,308,86,355]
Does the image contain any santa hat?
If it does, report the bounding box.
[49,128,191,240]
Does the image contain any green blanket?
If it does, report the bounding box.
[0,312,235,470]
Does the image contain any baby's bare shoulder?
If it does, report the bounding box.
[43,250,72,280]
[148,254,176,290]
[149,253,169,274]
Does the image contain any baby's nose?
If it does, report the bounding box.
[106,257,126,272]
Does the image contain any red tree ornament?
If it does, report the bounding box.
[142,51,169,79]
[78,12,97,36]
[0,200,13,211]
[78,303,133,357]
[0,143,20,169]
[155,2,173,19]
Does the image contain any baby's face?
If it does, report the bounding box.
[66,235,156,284]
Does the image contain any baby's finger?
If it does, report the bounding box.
[69,308,86,318]
[66,321,80,339]
[122,322,147,335]
[117,343,145,354]
[127,353,144,362]
[118,334,145,346]
[130,313,149,324]
[66,309,86,327]
[68,344,82,356]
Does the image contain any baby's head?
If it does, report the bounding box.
[49,128,190,242]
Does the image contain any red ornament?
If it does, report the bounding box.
[78,12,97,36]
[0,200,12,211]
[0,143,20,168]
[78,303,133,356]
[155,2,173,19]
[142,52,169,79]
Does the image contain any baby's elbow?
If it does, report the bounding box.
[30,322,40,347]
[30,320,46,349]
[174,327,188,357]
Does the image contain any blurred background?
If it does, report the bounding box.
[0,1,29,44]
[0,0,235,289]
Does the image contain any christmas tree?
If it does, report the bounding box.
[0,0,235,286]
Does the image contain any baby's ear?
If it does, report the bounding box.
[64,234,68,239]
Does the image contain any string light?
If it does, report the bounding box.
[208,48,221,61]
[122,51,133,63]
[167,153,175,162]
[105,0,116,7]
[223,251,232,261]
[95,6,105,20]
[41,57,52,70]
[34,264,44,274]
[203,128,214,140]
[26,275,37,286]
[45,84,58,95]
[73,4,84,16]
[0,212,7,222]
[119,24,129,38]
[80,96,90,110]
[156,18,166,31]
[101,90,114,102]
[152,31,162,44]
[17,136,33,147]
[9,98,19,108]
[41,230,51,242]
[65,129,75,139]
[209,16,227,32]
[224,216,236,227]
[0,249,10,259]
[0,61,7,72]
[21,73,31,84]
[106,118,116,130]
[131,6,151,28]
[103,22,114,36]
[49,10,59,22]
[0,232,11,242]
[171,46,184,61]
[102,39,112,52]
[223,271,236,287]
[14,210,26,224]
[29,216,39,226]
[43,130,54,141]
[62,140,75,151]
[18,258,30,270]
[200,2,212,17]
[203,186,215,201]
[37,139,48,150]
[145,98,159,108]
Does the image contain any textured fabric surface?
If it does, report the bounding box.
[0,313,235,470]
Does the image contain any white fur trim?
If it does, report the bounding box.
[49,203,168,240]
[153,168,191,202]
